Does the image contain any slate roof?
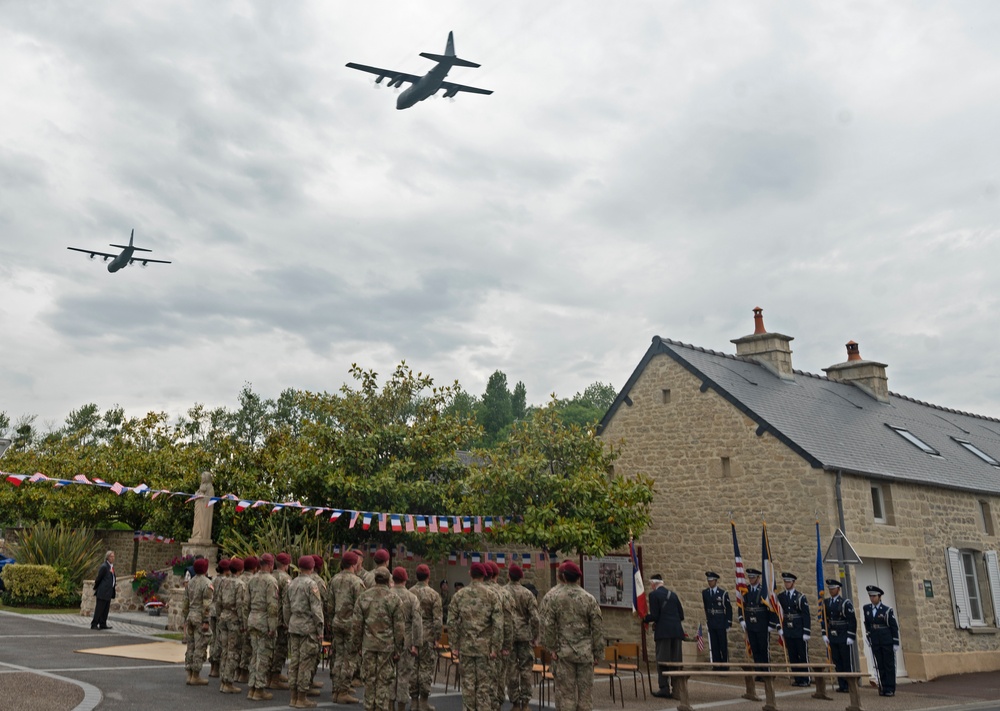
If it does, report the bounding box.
[600,336,1000,496]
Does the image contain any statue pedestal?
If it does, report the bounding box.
[182,541,218,561]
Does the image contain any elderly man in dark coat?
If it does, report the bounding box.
[91,550,117,630]
[644,573,685,699]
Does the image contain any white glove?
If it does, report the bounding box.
[740,621,746,631]
[893,645,899,652]
[803,634,810,642]
[846,638,854,647]
[822,635,829,645]
[778,628,784,637]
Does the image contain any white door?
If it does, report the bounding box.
[853,558,907,678]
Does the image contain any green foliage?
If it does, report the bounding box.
[552,381,619,428]
[8,522,104,587]
[479,370,513,445]
[466,401,654,556]
[1,564,63,601]
[220,517,325,564]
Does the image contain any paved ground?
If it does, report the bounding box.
[1,610,999,711]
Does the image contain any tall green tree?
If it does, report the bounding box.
[479,370,513,446]
[511,381,527,420]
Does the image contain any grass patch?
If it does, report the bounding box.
[155,632,184,641]
[0,602,82,615]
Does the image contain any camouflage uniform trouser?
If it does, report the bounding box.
[270,625,288,675]
[218,615,243,684]
[249,629,275,689]
[410,640,436,699]
[494,652,510,709]
[330,625,357,694]
[459,655,494,711]
[288,633,320,693]
[240,625,253,675]
[553,658,594,711]
[209,616,220,664]
[361,651,397,711]
[184,621,210,672]
[507,642,534,705]
[391,647,414,701]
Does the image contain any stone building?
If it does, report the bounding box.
[598,308,1000,681]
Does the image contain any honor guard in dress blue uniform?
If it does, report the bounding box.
[821,579,857,693]
[701,572,732,667]
[738,569,774,672]
[776,573,810,686]
[863,585,899,697]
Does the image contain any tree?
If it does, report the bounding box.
[465,401,654,557]
[478,370,513,446]
[511,381,527,420]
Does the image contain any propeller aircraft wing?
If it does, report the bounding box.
[67,247,118,260]
[345,63,421,88]
[438,80,493,98]
[129,257,171,265]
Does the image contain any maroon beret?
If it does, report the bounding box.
[416,564,430,578]
[392,566,408,583]
[373,549,390,564]
[558,561,582,577]
[229,557,245,573]
[351,549,365,559]
[298,555,315,570]
[470,562,487,578]
[342,552,359,566]
[218,558,231,572]
[259,553,274,566]
[312,554,324,570]
[193,558,209,575]
[244,556,259,571]
[276,552,291,565]
[508,564,524,580]
[488,561,500,577]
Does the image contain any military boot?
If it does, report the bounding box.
[397,701,408,711]
[190,672,209,686]
[422,695,436,711]
[257,688,274,701]
[209,662,219,678]
[247,688,260,700]
[288,690,302,708]
[238,669,250,684]
[268,673,290,690]
[341,690,361,704]
[221,681,242,694]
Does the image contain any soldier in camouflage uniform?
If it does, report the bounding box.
[209,558,231,678]
[218,557,248,694]
[506,564,539,711]
[363,548,391,589]
[488,562,514,711]
[284,555,324,709]
[409,564,443,711]
[306,554,328,697]
[328,551,365,704]
[450,563,503,711]
[246,553,280,701]
[268,552,293,690]
[352,566,405,711]
[237,555,258,684]
[183,558,214,686]
[539,561,603,711]
[390,567,423,711]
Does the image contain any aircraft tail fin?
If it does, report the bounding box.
[110,228,151,252]
[419,31,481,68]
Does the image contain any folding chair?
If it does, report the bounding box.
[613,642,647,699]
[532,646,554,711]
[594,647,625,707]
[433,631,451,684]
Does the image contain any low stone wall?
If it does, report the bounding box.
[80,569,186,619]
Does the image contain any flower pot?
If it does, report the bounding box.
[148,608,161,617]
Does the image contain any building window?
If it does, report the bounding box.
[872,485,886,523]
[662,389,672,404]
[946,547,1000,629]
[721,457,731,477]
[954,439,1000,467]
[978,501,995,536]
[888,425,939,455]
[962,552,984,623]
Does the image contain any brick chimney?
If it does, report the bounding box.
[730,307,794,380]
[823,341,889,402]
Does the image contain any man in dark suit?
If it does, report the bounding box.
[776,573,810,685]
[863,585,899,697]
[91,550,116,630]
[739,569,773,674]
[644,573,684,698]
[822,579,857,693]
[701,572,732,667]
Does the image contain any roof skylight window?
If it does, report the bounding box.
[954,438,1000,467]
[888,425,939,455]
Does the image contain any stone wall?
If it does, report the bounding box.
[599,352,1000,680]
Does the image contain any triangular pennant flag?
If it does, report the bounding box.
[186,493,203,503]
[349,511,360,529]
[73,474,91,484]
[4,473,27,486]
[329,510,343,523]
[271,504,284,514]
[236,500,252,512]
[362,512,373,531]
[29,473,48,483]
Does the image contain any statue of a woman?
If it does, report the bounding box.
[189,470,215,543]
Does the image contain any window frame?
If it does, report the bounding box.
[887,425,940,455]
[953,438,1000,467]
[961,550,986,625]
[871,484,887,524]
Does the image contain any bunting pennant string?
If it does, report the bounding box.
[0,469,511,537]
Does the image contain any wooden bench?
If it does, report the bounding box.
[656,661,866,711]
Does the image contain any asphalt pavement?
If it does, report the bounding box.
[1,610,999,711]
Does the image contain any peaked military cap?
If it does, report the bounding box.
[866,585,884,596]
[746,568,762,577]
[781,572,797,581]
[649,573,664,582]
[705,571,720,580]
[825,578,842,588]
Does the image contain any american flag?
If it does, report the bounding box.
[696,623,705,653]
[731,522,749,605]
[110,481,126,496]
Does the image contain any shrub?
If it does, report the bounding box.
[9,522,104,587]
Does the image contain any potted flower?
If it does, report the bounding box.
[167,554,195,576]
[144,594,166,616]
[132,569,167,603]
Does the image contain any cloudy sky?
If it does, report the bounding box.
[2,1,999,430]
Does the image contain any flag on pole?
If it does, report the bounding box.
[731,521,752,656]
[696,623,705,653]
[761,522,784,633]
[816,520,830,660]
[630,537,648,618]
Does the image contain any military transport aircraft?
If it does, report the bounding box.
[67,229,172,273]
[346,31,493,110]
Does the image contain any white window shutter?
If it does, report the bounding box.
[985,551,1000,628]
[946,547,972,629]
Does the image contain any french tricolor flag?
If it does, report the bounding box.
[4,473,27,486]
[416,516,427,533]
[484,516,494,532]
[236,500,252,512]
[448,552,458,565]
[329,510,343,523]
[391,514,403,532]
[438,516,449,533]
[362,512,373,530]
[522,553,532,569]
[496,552,507,567]
[462,516,472,533]
[471,552,481,563]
